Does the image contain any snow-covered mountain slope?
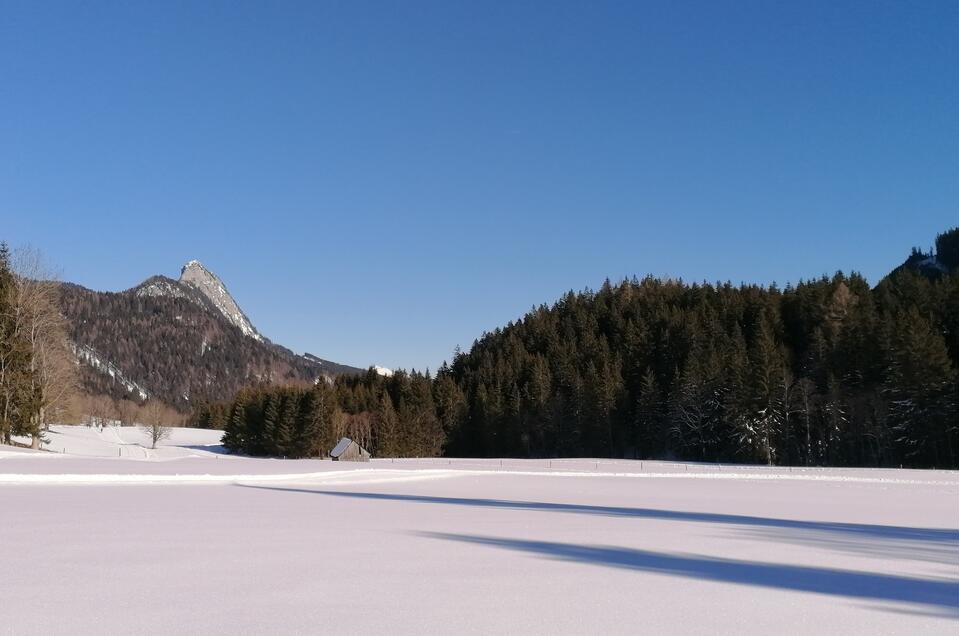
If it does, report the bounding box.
[134,277,191,301]
[179,260,263,341]
[72,344,149,400]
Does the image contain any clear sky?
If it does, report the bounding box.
[2,1,957,372]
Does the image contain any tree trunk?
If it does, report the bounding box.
[31,406,45,449]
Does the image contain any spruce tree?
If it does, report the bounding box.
[885,308,956,466]
[275,392,298,457]
[260,395,279,456]
[635,367,665,458]
[0,244,36,445]
[222,393,248,453]
[738,311,786,464]
[935,227,959,271]
[374,392,399,456]
[295,389,326,458]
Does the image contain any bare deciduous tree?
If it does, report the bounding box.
[332,409,373,452]
[117,398,142,427]
[140,400,172,449]
[84,394,117,428]
[6,247,78,448]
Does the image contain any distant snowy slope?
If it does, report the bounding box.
[134,277,192,301]
[8,424,225,459]
[72,344,149,400]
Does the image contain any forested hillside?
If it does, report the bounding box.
[58,270,362,410]
[208,228,959,468]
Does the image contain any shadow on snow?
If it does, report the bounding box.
[239,486,959,546]
[422,533,959,617]
[240,485,959,614]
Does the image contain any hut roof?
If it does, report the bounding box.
[330,437,354,458]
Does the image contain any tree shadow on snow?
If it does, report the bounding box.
[177,444,231,455]
[421,533,959,617]
[239,486,959,547]
[735,525,959,569]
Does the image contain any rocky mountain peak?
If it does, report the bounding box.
[179,260,263,341]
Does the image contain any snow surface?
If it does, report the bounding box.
[8,424,224,459]
[1,429,957,634]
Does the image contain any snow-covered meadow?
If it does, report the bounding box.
[1,426,957,634]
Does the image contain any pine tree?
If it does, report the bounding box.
[885,308,956,466]
[0,244,36,445]
[274,391,298,457]
[936,227,959,271]
[222,393,248,453]
[635,367,665,458]
[374,392,399,456]
[738,311,786,464]
[295,387,331,458]
[434,367,467,444]
[260,395,279,456]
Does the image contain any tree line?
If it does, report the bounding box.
[199,228,959,468]
[197,369,443,458]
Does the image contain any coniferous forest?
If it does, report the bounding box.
[207,230,959,469]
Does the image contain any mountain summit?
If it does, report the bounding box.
[179,260,262,341]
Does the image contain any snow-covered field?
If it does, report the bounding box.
[1,426,957,634]
[8,423,227,459]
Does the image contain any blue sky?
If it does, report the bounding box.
[2,1,957,371]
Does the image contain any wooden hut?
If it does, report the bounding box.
[330,437,371,462]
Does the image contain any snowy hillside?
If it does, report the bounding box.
[8,424,224,459]
[134,277,192,300]
[72,345,150,400]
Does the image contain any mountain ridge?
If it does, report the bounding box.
[59,260,364,410]
[178,260,263,341]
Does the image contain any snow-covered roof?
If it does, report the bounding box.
[330,437,354,458]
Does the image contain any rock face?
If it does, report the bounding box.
[179,260,263,341]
